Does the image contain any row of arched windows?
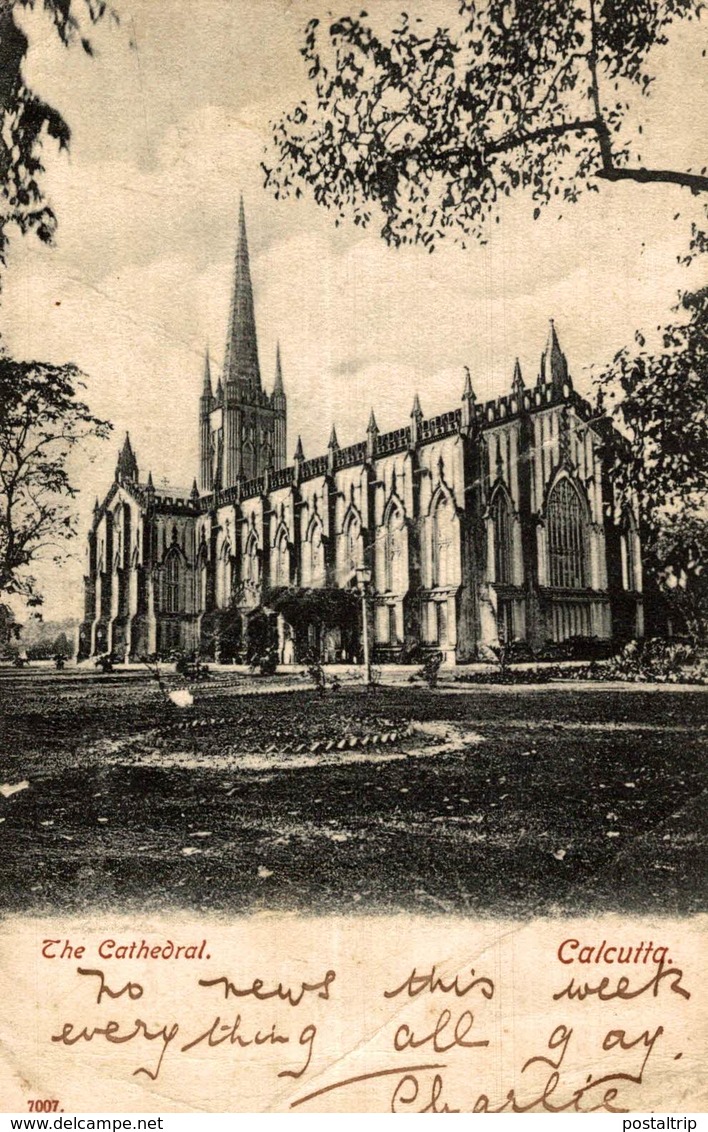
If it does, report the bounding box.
[157,477,634,613]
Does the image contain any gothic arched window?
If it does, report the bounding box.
[342,511,361,578]
[218,542,232,608]
[164,550,181,613]
[197,545,209,612]
[273,527,290,587]
[491,488,514,585]
[304,517,325,587]
[384,503,406,593]
[547,478,588,589]
[622,509,640,591]
[242,441,255,481]
[244,532,259,585]
[431,493,456,587]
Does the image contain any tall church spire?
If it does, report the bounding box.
[271,342,287,471]
[223,195,261,389]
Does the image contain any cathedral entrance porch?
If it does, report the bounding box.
[263,587,362,666]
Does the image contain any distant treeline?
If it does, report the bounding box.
[1,617,77,660]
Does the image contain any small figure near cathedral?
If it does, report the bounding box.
[79,202,643,666]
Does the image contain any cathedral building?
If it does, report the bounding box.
[78,201,644,665]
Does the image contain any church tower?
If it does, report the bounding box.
[215,196,286,488]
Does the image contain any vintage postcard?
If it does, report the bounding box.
[0,0,706,1115]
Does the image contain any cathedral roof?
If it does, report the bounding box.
[129,481,193,503]
[149,483,193,500]
[223,195,261,391]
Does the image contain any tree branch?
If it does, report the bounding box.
[430,117,599,168]
[587,0,615,174]
[596,166,708,193]
[486,117,599,157]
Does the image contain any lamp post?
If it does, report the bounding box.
[355,565,372,688]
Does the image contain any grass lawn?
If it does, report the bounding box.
[0,667,705,916]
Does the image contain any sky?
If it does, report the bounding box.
[2,0,707,620]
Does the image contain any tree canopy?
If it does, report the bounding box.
[596,286,708,637]
[265,0,706,247]
[0,356,111,606]
[0,0,112,264]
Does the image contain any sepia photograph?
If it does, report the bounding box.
[0,0,706,1114]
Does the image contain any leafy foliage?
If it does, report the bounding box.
[0,355,111,605]
[265,1,706,247]
[605,638,705,681]
[681,203,708,267]
[0,0,112,263]
[304,651,328,693]
[573,639,708,683]
[596,286,708,638]
[0,601,21,645]
[418,650,443,687]
[650,504,708,640]
[266,585,360,631]
[245,608,278,673]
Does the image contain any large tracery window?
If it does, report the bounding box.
[547,478,588,589]
[490,488,514,585]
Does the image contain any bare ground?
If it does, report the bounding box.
[0,666,706,917]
